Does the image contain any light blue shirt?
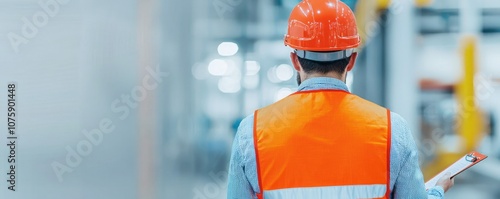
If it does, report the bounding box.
[227,77,445,199]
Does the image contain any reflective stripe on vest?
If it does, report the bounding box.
[254,90,391,199]
[264,184,386,199]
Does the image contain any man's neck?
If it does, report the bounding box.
[303,72,345,83]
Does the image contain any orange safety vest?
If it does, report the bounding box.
[254,90,391,199]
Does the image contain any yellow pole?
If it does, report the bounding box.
[377,0,391,9]
[423,36,485,180]
[455,36,484,152]
[415,0,433,7]
[355,0,379,48]
[354,0,431,48]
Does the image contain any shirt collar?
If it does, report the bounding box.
[297,77,350,92]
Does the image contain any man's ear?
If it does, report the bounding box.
[290,52,301,72]
[346,52,358,72]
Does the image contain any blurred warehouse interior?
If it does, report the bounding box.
[163,0,500,198]
[1,0,500,199]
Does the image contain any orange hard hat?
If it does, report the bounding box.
[285,0,360,53]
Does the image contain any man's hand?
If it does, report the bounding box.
[436,172,455,192]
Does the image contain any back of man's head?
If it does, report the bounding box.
[297,56,351,75]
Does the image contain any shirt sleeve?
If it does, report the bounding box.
[391,113,445,199]
[227,119,256,199]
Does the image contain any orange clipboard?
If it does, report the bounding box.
[425,151,488,190]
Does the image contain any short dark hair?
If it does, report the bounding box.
[297,56,351,74]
